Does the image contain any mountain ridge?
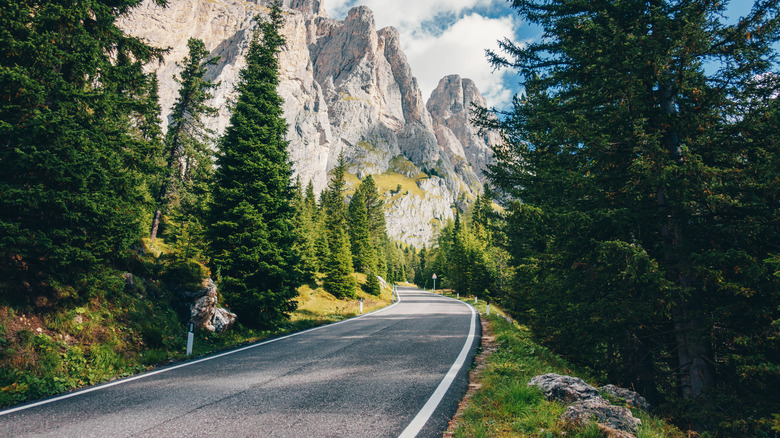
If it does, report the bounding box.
[120,0,496,246]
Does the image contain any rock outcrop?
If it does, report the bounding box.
[120,0,496,247]
[528,373,601,404]
[177,278,237,333]
[528,373,644,437]
[428,75,499,181]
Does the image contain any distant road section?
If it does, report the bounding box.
[0,287,479,438]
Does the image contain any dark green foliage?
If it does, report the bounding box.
[150,37,218,241]
[321,153,356,298]
[0,0,165,303]
[482,0,780,433]
[323,227,357,299]
[364,270,381,296]
[348,190,377,274]
[292,179,319,282]
[206,2,299,330]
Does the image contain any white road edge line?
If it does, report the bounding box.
[398,293,477,438]
[0,292,403,417]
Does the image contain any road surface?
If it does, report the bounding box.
[0,287,479,437]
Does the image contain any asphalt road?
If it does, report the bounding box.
[0,287,479,438]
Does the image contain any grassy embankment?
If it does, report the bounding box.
[436,291,684,438]
[0,242,393,409]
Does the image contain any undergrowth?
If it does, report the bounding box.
[0,244,393,409]
[447,295,685,438]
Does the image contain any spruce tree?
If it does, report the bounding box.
[0,0,165,302]
[206,1,298,329]
[151,37,219,241]
[356,175,389,277]
[292,178,318,282]
[348,190,377,274]
[321,153,356,298]
[484,0,780,431]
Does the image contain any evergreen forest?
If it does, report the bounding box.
[0,0,778,435]
[405,0,780,434]
[0,0,407,409]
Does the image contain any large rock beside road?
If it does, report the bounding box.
[529,373,644,437]
[528,373,601,404]
[178,278,236,333]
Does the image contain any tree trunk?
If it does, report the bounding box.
[659,78,715,399]
[149,209,162,241]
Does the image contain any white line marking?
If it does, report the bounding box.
[398,292,477,438]
[0,294,402,417]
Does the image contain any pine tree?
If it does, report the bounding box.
[0,0,165,302]
[150,37,219,241]
[292,178,318,282]
[483,0,780,431]
[348,190,377,274]
[206,1,299,329]
[323,226,357,299]
[364,269,381,296]
[322,153,356,298]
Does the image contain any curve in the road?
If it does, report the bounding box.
[0,287,479,438]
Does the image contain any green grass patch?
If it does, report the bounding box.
[443,294,684,438]
[373,171,427,199]
[0,242,394,409]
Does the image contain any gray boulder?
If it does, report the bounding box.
[600,384,651,412]
[181,278,236,333]
[528,373,601,404]
[562,398,641,435]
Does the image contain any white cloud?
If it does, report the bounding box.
[326,0,493,30]
[402,13,517,107]
[324,0,519,108]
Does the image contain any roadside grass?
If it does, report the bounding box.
[440,292,685,438]
[0,262,393,409]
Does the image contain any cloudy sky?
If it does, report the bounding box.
[324,0,537,109]
[324,1,757,110]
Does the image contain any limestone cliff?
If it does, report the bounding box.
[120,0,495,246]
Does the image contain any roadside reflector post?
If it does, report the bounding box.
[457,292,459,299]
[359,297,364,314]
[487,299,490,316]
[186,322,194,356]
[475,296,478,304]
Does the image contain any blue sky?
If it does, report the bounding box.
[325,0,759,110]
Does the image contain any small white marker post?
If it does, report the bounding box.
[359,297,364,314]
[432,273,437,293]
[186,322,194,356]
[475,296,478,304]
[457,292,459,299]
[487,299,490,316]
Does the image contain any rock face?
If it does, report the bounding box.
[119,0,496,247]
[528,373,602,404]
[177,278,237,333]
[562,398,641,436]
[528,373,643,437]
[601,384,651,412]
[427,75,499,181]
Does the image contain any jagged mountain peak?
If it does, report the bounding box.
[282,0,326,17]
[121,0,495,246]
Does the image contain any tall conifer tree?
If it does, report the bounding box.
[348,190,376,274]
[322,153,356,298]
[206,1,298,329]
[483,0,780,430]
[150,37,219,241]
[0,0,165,301]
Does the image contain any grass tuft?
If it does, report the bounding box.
[444,294,684,438]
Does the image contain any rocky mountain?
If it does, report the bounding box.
[120,0,496,247]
